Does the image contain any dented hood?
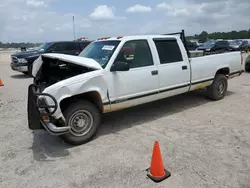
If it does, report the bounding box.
[32,53,103,77]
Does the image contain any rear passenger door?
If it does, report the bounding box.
[153,38,190,97]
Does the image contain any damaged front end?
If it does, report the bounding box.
[28,84,70,135]
[27,53,102,135]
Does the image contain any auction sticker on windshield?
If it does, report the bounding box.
[102,45,115,51]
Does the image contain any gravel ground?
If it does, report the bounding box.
[0,53,250,188]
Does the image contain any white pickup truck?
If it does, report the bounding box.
[28,32,244,145]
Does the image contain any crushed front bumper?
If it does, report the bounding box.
[10,63,28,72]
[28,84,70,135]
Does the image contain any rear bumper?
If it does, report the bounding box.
[28,84,70,135]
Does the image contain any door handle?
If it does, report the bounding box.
[182,65,188,70]
[151,70,158,75]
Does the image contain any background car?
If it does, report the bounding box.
[197,40,232,54]
[10,40,92,76]
[239,40,250,52]
[230,40,247,51]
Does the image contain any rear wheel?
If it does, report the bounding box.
[245,63,250,72]
[207,74,228,100]
[60,100,101,145]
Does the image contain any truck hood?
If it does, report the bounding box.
[32,53,103,77]
[11,50,42,58]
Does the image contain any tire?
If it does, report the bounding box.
[60,100,101,145]
[207,74,228,101]
[245,63,250,72]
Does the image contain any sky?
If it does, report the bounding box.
[0,0,249,42]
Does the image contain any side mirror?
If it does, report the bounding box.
[110,61,130,72]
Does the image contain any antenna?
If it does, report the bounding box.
[73,16,76,40]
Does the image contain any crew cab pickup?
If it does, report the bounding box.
[28,32,244,145]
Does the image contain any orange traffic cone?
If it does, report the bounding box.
[146,141,171,183]
[0,78,4,86]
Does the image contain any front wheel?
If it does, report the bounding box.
[60,100,101,145]
[206,74,228,101]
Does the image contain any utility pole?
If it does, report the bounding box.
[73,16,76,40]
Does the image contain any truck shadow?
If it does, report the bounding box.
[30,131,71,161]
[98,90,235,136]
[11,74,31,79]
[30,90,235,161]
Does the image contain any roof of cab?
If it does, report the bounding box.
[97,35,180,41]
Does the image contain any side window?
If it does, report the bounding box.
[48,43,63,52]
[216,42,222,47]
[154,39,183,64]
[64,43,78,51]
[115,40,153,69]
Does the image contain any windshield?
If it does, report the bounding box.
[36,42,53,52]
[79,40,120,68]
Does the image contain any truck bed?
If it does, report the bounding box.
[190,51,243,86]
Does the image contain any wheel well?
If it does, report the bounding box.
[60,91,103,113]
[216,68,230,77]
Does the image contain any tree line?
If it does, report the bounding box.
[187,29,250,43]
[0,42,42,49]
[1,29,250,48]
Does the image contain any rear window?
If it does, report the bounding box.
[154,39,183,64]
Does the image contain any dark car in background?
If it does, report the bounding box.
[229,40,249,51]
[186,41,198,51]
[197,40,232,54]
[239,40,250,52]
[10,40,92,76]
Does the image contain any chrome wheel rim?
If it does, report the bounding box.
[217,80,225,94]
[68,110,93,137]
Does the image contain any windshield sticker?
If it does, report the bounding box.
[102,45,115,51]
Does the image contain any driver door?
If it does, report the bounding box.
[104,39,159,111]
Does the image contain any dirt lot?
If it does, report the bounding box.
[0,52,250,188]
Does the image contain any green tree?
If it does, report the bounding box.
[187,29,250,41]
[198,31,208,43]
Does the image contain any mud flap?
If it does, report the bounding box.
[27,84,43,130]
